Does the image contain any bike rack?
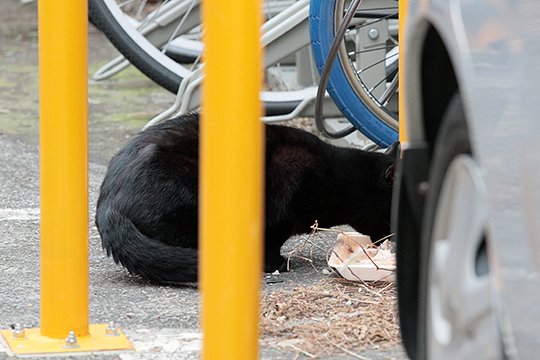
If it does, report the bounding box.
[145,0,343,126]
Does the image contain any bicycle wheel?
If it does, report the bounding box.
[89,0,309,117]
[89,0,195,94]
[310,0,399,146]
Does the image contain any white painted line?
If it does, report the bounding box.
[0,208,40,221]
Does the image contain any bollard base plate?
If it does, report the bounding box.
[0,323,132,355]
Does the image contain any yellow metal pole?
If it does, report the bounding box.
[38,0,89,338]
[398,0,408,142]
[200,0,263,359]
[0,0,132,353]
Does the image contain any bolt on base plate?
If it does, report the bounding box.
[0,323,132,355]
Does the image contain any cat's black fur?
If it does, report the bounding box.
[96,113,397,284]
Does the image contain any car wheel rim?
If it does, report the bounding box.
[427,154,499,359]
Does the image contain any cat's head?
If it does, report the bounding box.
[379,141,400,186]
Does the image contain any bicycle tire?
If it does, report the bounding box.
[309,0,399,146]
[89,0,304,116]
[89,0,189,93]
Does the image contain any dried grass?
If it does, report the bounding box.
[260,279,401,358]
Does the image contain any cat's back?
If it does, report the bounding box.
[124,113,198,157]
[264,124,335,175]
[111,113,198,166]
[100,114,200,200]
[265,124,327,151]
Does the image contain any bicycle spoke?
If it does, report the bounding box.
[350,12,398,31]
[347,44,397,57]
[357,51,398,75]
[378,72,398,106]
[189,50,203,71]
[118,0,137,9]
[355,6,398,11]
[353,7,399,19]
[138,1,173,27]
[368,66,396,93]
[135,0,148,19]
[161,0,198,54]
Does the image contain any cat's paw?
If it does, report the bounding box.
[264,255,288,273]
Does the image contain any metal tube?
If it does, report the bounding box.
[38,0,89,338]
[398,0,408,142]
[200,0,263,358]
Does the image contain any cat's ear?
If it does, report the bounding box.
[381,141,399,184]
[383,162,397,184]
[384,141,400,158]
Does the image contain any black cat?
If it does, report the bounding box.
[96,113,397,284]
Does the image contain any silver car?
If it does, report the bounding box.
[394,0,540,359]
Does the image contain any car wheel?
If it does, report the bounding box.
[417,95,501,359]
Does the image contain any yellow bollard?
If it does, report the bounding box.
[398,0,408,142]
[0,0,131,353]
[200,0,263,359]
[38,0,89,339]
